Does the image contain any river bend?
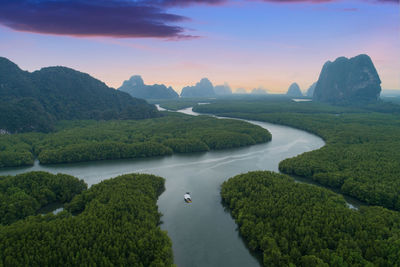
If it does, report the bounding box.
[0,108,326,267]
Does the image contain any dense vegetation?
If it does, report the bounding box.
[0,171,86,225]
[0,57,158,133]
[382,96,400,106]
[221,171,400,266]
[0,132,39,167]
[156,95,293,111]
[0,173,174,266]
[0,112,271,166]
[194,99,400,210]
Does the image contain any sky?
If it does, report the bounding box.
[0,0,399,94]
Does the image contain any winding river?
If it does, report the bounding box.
[1,107,350,267]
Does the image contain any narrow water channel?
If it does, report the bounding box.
[0,107,341,267]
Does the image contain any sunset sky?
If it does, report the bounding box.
[0,0,399,93]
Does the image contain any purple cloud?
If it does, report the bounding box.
[257,0,398,2]
[375,0,399,3]
[341,7,359,11]
[0,0,397,40]
[258,0,334,2]
[148,0,228,6]
[0,0,195,39]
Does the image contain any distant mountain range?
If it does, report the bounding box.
[181,78,216,98]
[214,83,232,95]
[251,88,268,95]
[119,75,235,99]
[118,75,179,100]
[0,57,158,133]
[180,78,232,97]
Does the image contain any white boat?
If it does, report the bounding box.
[184,192,192,203]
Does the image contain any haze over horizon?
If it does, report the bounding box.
[0,0,399,93]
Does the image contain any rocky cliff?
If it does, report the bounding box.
[313,54,381,103]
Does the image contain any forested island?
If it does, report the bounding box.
[0,112,271,167]
[0,171,86,225]
[221,171,400,266]
[193,99,400,210]
[0,172,174,266]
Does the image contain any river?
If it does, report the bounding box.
[0,107,341,267]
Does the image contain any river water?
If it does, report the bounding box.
[0,108,329,267]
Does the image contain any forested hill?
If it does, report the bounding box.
[0,57,159,133]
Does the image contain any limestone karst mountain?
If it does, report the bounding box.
[286,83,303,97]
[180,78,216,97]
[313,54,381,104]
[118,75,179,100]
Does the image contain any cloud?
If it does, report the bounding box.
[0,0,196,39]
[0,0,396,40]
[257,0,398,3]
[340,7,358,11]
[258,0,334,3]
[147,0,228,7]
[375,0,399,3]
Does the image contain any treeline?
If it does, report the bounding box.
[193,97,400,115]
[193,98,357,114]
[0,173,174,266]
[0,151,34,167]
[221,171,400,266]
[38,141,173,164]
[0,132,41,167]
[0,171,86,225]
[194,100,400,210]
[0,113,271,166]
